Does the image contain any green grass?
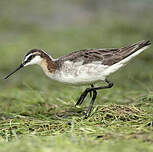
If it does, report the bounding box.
[0,1,153,151]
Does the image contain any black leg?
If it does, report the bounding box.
[75,84,95,106]
[92,79,113,91]
[89,84,94,97]
[84,89,97,119]
[75,79,114,118]
[84,79,113,118]
[75,87,91,106]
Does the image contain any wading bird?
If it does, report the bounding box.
[5,40,151,118]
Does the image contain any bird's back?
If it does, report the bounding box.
[57,40,151,66]
[52,40,151,85]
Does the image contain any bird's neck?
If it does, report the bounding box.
[40,55,56,74]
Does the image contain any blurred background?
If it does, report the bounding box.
[0,0,153,102]
[0,1,153,150]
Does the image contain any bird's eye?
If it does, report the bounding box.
[27,56,32,61]
[25,55,35,63]
[28,55,34,61]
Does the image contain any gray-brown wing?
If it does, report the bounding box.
[103,40,151,65]
[56,40,150,66]
[57,48,119,65]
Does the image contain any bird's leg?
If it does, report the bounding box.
[83,79,114,118]
[75,84,94,106]
[89,84,94,97]
[93,79,113,91]
[84,89,97,119]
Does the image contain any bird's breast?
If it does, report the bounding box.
[45,60,109,85]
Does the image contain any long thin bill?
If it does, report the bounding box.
[4,64,24,79]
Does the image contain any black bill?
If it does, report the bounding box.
[4,64,24,79]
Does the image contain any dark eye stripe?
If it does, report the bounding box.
[28,56,32,60]
[25,55,35,63]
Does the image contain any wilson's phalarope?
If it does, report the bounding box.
[5,40,151,118]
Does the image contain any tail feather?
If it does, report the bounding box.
[104,40,151,76]
[119,40,151,58]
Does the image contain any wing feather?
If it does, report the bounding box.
[56,40,150,67]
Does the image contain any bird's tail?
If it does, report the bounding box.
[104,40,151,76]
[119,40,151,59]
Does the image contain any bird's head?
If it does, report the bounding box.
[4,49,49,79]
[23,49,44,66]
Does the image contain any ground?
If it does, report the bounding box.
[0,1,153,151]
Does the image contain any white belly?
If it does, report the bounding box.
[45,61,109,85]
